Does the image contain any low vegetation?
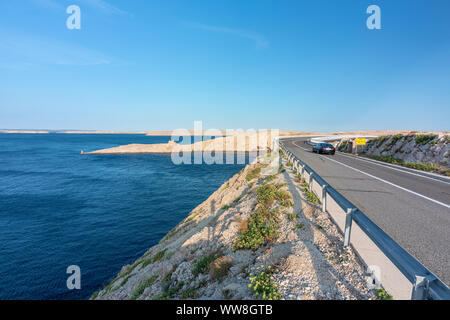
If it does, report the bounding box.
[339,140,348,151]
[221,204,231,211]
[300,182,319,204]
[142,248,168,268]
[366,155,450,176]
[232,206,279,251]
[415,134,437,146]
[246,166,261,181]
[159,227,180,243]
[130,274,158,300]
[153,281,185,300]
[233,179,294,251]
[209,256,233,280]
[192,250,223,276]
[376,136,389,147]
[248,266,281,300]
[375,288,394,300]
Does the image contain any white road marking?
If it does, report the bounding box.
[291,140,450,209]
[336,152,450,185]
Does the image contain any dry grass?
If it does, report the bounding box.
[209,256,233,280]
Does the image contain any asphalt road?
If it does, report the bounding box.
[281,137,450,286]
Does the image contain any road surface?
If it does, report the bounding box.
[281,137,450,286]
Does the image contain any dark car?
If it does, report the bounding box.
[312,143,335,155]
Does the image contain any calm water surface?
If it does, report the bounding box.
[0,134,245,299]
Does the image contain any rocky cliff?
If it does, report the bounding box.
[338,133,450,174]
[91,154,376,300]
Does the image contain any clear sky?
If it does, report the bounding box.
[0,0,449,132]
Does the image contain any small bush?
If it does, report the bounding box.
[141,248,169,268]
[415,134,437,146]
[221,204,231,211]
[159,227,180,243]
[280,199,294,207]
[233,196,242,203]
[248,266,281,300]
[366,155,449,175]
[192,250,223,276]
[209,256,233,280]
[130,275,158,300]
[305,190,319,204]
[232,207,279,251]
[295,223,304,229]
[182,287,199,299]
[237,218,248,233]
[389,134,404,147]
[264,174,277,183]
[339,140,348,151]
[376,288,393,300]
[246,167,261,181]
[153,281,185,300]
[377,136,389,147]
[286,212,298,220]
[164,251,175,260]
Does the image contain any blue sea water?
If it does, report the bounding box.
[0,134,245,300]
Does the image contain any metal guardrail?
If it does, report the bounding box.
[277,139,450,300]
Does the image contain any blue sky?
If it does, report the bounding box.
[0,0,449,131]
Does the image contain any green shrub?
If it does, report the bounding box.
[221,204,231,211]
[339,141,348,151]
[233,196,242,203]
[192,250,223,276]
[153,281,185,300]
[305,190,319,204]
[286,212,298,220]
[415,134,437,146]
[209,256,233,280]
[130,275,158,300]
[182,287,199,299]
[280,199,293,207]
[264,174,277,183]
[377,136,389,147]
[366,154,450,175]
[246,167,261,181]
[376,288,393,300]
[232,207,279,251]
[389,134,404,147]
[164,251,175,260]
[248,266,281,300]
[159,227,180,243]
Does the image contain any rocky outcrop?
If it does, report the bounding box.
[338,133,450,170]
[91,154,376,300]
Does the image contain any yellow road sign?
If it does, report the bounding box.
[355,138,366,146]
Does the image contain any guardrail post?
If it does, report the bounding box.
[309,173,314,191]
[344,208,355,247]
[411,276,430,300]
[322,185,327,212]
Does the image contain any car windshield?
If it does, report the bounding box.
[321,144,334,148]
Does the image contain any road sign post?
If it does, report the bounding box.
[355,138,366,155]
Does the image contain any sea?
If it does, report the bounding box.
[0,134,246,299]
